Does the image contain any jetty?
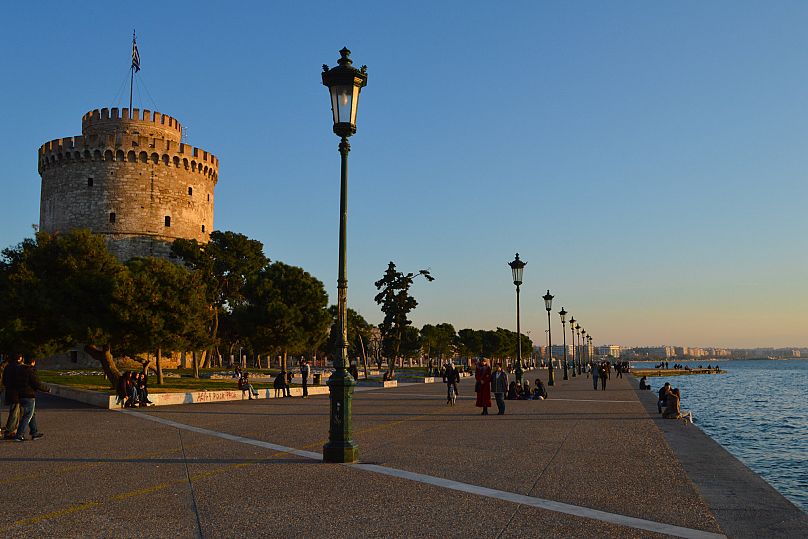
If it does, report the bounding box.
[632,367,726,377]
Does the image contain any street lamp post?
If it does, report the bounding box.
[321,47,367,464]
[508,253,526,384]
[566,316,575,380]
[588,335,593,366]
[580,329,587,374]
[557,307,567,386]
[543,291,554,386]
[575,323,581,374]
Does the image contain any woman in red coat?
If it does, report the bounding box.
[475,359,492,415]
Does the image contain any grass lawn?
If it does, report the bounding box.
[39,369,291,394]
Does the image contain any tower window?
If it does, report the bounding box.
[188,186,193,196]
[164,216,171,227]
[109,212,116,223]
[207,193,210,201]
[201,224,206,233]
[87,177,94,187]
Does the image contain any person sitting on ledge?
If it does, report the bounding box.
[238,372,259,400]
[272,371,286,398]
[520,380,532,400]
[639,376,651,390]
[136,372,153,406]
[662,387,682,419]
[533,378,548,400]
[657,382,671,413]
[506,381,518,400]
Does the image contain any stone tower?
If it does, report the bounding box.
[37,107,218,260]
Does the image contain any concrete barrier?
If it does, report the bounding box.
[46,383,331,409]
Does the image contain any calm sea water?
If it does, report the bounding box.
[643,359,808,512]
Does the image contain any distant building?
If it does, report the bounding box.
[596,344,622,358]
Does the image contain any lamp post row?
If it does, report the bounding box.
[319,47,598,464]
[507,254,596,388]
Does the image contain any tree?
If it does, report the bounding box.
[456,328,482,361]
[235,261,330,372]
[172,231,268,372]
[1,230,135,386]
[421,323,456,362]
[373,261,434,378]
[124,257,212,384]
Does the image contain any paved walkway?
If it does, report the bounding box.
[0,370,798,537]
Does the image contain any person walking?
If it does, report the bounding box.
[491,363,508,415]
[2,355,23,439]
[300,359,310,399]
[599,362,608,390]
[12,357,49,442]
[592,361,599,390]
[474,359,492,415]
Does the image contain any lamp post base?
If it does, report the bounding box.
[323,370,359,464]
[548,366,555,386]
[563,361,569,380]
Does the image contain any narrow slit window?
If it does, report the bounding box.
[201,224,206,233]
[87,177,94,187]
[164,216,171,227]
[188,186,193,196]
[207,193,210,201]
[109,212,116,223]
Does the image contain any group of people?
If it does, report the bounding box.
[115,371,153,408]
[236,359,315,399]
[1,355,50,441]
[473,359,549,415]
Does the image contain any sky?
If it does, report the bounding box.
[1,1,806,348]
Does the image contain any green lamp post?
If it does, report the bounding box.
[566,316,575,380]
[321,47,367,464]
[580,329,587,375]
[557,307,568,387]
[543,291,555,386]
[508,253,526,384]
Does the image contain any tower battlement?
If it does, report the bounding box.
[38,134,219,183]
[82,107,183,142]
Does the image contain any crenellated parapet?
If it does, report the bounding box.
[38,133,219,183]
[82,107,183,142]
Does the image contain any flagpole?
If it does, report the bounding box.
[129,30,136,117]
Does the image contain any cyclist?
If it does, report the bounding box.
[443,360,460,404]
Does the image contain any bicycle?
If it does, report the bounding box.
[447,384,457,406]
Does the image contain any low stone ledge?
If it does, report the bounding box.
[46,383,331,409]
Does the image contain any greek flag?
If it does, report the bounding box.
[132,33,140,72]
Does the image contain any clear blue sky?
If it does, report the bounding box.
[1,1,806,348]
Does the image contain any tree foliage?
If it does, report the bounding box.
[0,230,211,386]
[373,261,434,376]
[234,261,330,369]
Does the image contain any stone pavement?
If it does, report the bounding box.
[0,370,801,538]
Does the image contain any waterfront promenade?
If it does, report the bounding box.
[1,373,805,538]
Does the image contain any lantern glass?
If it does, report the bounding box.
[508,253,526,286]
[543,290,553,311]
[330,84,361,126]
[559,308,567,323]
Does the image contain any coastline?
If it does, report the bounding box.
[628,376,808,538]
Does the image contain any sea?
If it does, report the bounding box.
[641,359,808,513]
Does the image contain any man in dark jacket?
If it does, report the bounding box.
[2,355,23,439]
[12,357,49,442]
[491,364,508,415]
